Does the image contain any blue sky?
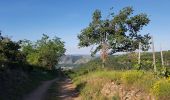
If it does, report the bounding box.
[0,0,170,54]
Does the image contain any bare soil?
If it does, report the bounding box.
[55,78,80,100]
[23,78,58,100]
[23,78,80,100]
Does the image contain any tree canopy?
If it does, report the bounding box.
[21,34,66,70]
[78,7,151,66]
[0,32,24,63]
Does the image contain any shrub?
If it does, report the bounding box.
[151,80,170,100]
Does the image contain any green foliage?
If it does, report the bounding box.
[0,33,65,100]
[0,33,25,63]
[21,34,66,70]
[68,50,170,83]
[78,6,151,56]
[71,70,170,100]
[151,80,170,100]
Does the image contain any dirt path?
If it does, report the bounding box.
[23,78,58,100]
[23,78,79,100]
[55,78,80,100]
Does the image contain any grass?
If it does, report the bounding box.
[151,79,170,100]
[71,70,170,100]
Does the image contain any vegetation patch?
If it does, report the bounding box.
[121,70,144,86]
[0,33,65,100]
[151,80,170,100]
[71,70,170,100]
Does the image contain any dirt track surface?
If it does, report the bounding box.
[23,78,80,100]
[23,78,58,100]
[55,78,80,100]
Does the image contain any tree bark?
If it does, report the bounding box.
[138,42,141,69]
[160,44,164,68]
[101,41,108,68]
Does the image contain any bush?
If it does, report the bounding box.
[151,80,170,100]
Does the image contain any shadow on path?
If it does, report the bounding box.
[23,78,58,100]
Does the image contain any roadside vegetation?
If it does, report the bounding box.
[65,50,170,100]
[68,70,170,100]
[0,33,65,100]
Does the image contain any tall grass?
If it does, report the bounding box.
[71,70,170,100]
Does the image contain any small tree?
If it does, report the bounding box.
[78,7,151,67]
[21,34,66,70]
[0,32,25,63]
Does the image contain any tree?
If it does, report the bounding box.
[78,7,151,67]
[0,32,25,63]
[21,34,66,70]
[21,39,35,56]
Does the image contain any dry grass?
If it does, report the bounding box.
[72,70,170,100]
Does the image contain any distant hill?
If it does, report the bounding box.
[57,55,94,68]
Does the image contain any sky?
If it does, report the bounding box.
[0,0,170,55]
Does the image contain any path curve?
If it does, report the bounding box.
[24,78,58,100]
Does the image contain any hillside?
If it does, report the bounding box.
[57,55,94,68]
[65,51,170,100]
[70,50,170,77]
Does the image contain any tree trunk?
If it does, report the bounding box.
[152,36,157,73]
[160,44,165,68]
[101,41,108,68]
[138,42,141,70]
[102,61,105,68]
